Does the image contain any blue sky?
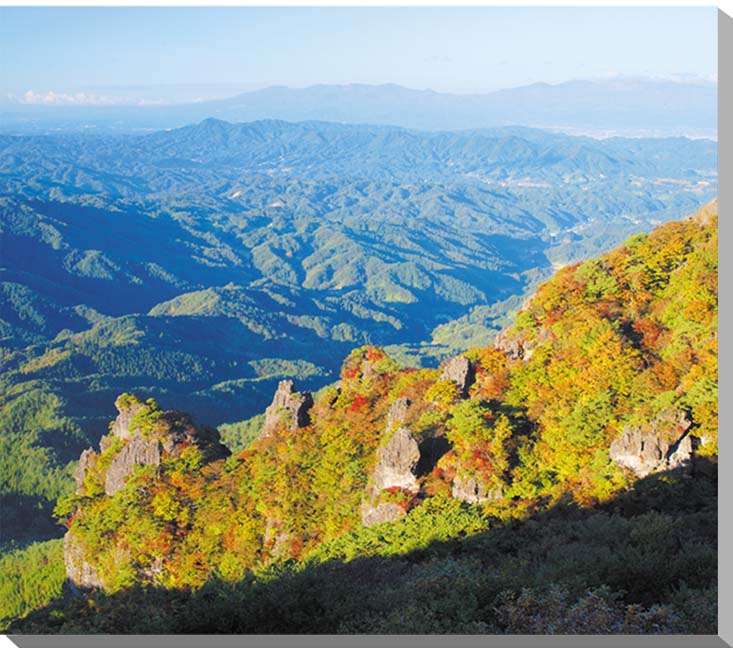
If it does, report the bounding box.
[0,6,717,104]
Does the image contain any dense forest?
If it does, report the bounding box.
[3,201,717,633]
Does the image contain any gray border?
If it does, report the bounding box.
[4,638,732,648]
[3,6,730,648]
[717,6,730,647]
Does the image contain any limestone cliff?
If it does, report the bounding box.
[262,380,314,438]
[64,394,230,590]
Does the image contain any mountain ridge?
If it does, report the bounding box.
[1,78,717,137]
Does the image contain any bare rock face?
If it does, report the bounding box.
[452,475,503,504]
[668,434,694,471]
[63,532,104,591]
[373,427,420,492]
[105,434,162,496]
[101,398,229,496]
[110,394,146,441]
[262,380,314,438]
[386,397,411,432]
[72,448,96,488]
[361,401,420,528]
[360,501,406,527]
[440,355,475,397]
[609,410,693,478]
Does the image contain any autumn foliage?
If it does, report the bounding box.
[54,207,718,596]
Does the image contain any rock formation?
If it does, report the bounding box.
[72,448,96,489]
[109,394,146,441]
[439,355,475,397]
[495,326,553,361]
[609,410,693,477]
[105,434,162,496]
[451,474,503,504]
[99,396,229,496]
[63,533,105,591]
[360,501,405,527]
[373,427,421,492]
[386,397,410,432]
[64,394,230,589]
[262,380,314,438]
[361,399,420,527]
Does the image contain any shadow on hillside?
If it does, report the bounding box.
[0,494,65,547]
[10,462,718,634]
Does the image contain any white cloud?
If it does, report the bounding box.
[12,90,171,106]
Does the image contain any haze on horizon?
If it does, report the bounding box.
[0,6,717,106]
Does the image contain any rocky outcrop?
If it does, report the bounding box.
[105,434,162,496]
[65,394,231,591]
[609,410,693,477]
[262,380,314,438]
[495,326,553,361]
[362,402,421,527]
[109,394,146,441]
[386,397,410,432]
[360,501,406,527]
[494,329,523,360]
[440,355,475,397]
[100,397,229,496]
[72,448,96,488]
[63,533,105,591]
[452,475,503,504]
[373,427,420,492]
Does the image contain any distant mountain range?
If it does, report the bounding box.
[0,78,717,137]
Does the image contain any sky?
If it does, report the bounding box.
[0,6,718,104]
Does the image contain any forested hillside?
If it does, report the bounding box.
[0,121,717,546]
[6,203,717,633]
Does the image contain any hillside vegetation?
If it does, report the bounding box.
[0,122,717,545]
[7,204,717,633]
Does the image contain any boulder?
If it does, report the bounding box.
[609,410,693,477]
[373,427,420,492]
[439,355,475,397]
[262,380,314,437]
